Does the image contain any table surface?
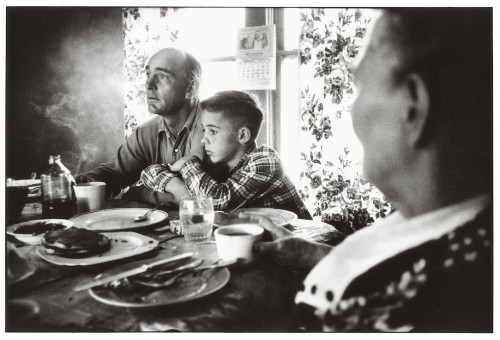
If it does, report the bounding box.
[6,199,342,331]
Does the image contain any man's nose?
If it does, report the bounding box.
[146,75,157,91]
[201,135,209,145]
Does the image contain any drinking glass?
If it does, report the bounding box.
[179,195,215,242]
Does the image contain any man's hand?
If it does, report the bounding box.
[122,185,177,208]
[169,156,201,172]
[240,213,333,271]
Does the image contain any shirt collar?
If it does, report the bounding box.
[296,194,491,312]
[158,99,200,138]
[228,142,257,174]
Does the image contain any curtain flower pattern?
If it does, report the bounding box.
[123,8,179,137]
[299,9,392,236]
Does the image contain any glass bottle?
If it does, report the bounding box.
[41,155,76,219]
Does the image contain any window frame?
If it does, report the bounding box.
[194,8,299,154]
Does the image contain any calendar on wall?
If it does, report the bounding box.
[236,25,276,90]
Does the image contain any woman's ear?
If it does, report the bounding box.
[238,127,252,144]
[404,73,431,147]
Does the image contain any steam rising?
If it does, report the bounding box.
[30,11,124,175]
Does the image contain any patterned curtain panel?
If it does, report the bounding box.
[122,8,180,137]
[298,9,392,236]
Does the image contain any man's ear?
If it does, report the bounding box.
[238,127,252,144]
[403,73,431,147]
[185,79,199,99]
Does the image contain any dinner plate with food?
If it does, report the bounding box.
[214,207,297,227]
[7,219,75,245]
[69,208,169,231]
[36,227,159,266]
[89,259,231,307]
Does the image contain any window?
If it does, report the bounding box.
[124,7,302,183]
[174,8,245,99]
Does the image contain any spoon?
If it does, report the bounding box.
[214,200,248,226]
[134,205,162,222]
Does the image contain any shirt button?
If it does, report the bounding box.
[174,149,178,153]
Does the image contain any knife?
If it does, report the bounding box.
[73,252,194,292]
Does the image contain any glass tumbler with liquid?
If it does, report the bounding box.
[179,195,215,242]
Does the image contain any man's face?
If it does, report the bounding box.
[350,16,409,190]
[200,110,242,168]
[145,49,191,117]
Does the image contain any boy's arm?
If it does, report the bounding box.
[140,164,191,204]
[179,154,282,211]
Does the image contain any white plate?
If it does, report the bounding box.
[214,208,297,227]
[7,219,75,245]
[69,208,169,231]
[89,266,230,308]
[36,232,159,266]
[7,179,41,187]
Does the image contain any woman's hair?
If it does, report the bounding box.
[380,8,492,171]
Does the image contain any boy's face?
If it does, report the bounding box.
[200,110,243,168]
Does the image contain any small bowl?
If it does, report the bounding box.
[214,224,264,264]
[7,219,74,245]
[6,187,29,224]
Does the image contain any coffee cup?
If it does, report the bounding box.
[214,224,264,264]
[73,182,106,213]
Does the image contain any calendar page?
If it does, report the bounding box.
[236,25,276,90]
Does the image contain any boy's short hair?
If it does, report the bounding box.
[200,91,264,142]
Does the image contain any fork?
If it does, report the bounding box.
[133,258,237,289]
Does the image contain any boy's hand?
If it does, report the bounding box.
[170,156,201,172]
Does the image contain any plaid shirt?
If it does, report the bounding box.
[141,145,311,219]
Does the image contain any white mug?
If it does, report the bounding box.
[74,182,106,213]
[214,224,264,264]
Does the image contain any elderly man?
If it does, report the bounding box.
[248,8,492,332]
[77,48,202,204]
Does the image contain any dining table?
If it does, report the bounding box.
[6,198,344,332]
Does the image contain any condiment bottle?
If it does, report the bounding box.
[40,155,76,219]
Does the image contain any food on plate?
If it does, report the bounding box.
[42,227,110,258]
[14,221,67,236]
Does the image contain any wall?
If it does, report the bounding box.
[6,7,124,179]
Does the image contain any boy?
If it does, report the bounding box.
[140,90,312,219]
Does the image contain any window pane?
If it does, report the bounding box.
[279,56,301,185]
[176,8,245,60]
[198,61,237,100]
[284,8,300,50]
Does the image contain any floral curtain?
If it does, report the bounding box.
[298,9,392,236]
[122,8,180,137]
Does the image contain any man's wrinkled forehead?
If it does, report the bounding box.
[146,49,187,74]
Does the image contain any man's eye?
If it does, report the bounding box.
[209,129,217,135]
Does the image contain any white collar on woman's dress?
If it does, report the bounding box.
[295,194,490,312]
